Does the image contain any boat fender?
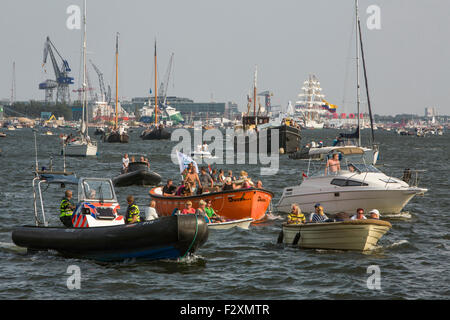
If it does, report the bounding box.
[292,232,301,245]
[277,230,284,244]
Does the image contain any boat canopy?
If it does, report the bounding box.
[38,172,78,185]
[308,146,365,156]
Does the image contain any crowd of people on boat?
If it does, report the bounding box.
[287,203,381,225]
[157,164,263,198]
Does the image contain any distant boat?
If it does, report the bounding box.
[141,41,171,140]
[233,66,301,154]
[112,161,162,187]
[104,33,129,144]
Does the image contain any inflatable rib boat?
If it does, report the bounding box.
[12,172,208,262]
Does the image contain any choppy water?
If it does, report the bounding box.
[0,127,448,300]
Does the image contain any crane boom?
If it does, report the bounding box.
[41,36,74,103]
[90,59,106,101]
[158,52,174,106]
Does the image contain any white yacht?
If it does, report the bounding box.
[276,146,427,215]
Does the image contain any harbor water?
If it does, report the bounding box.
[0,128,448,299]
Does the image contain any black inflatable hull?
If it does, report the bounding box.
[113,169,162,187]
[141,128,171,140]
[11,215,208,262]
[104,132,129,143]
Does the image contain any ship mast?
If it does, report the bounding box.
[114,32,119,130]
[154,41,158,126]
[355,0,361,146]
[82,0,88,139]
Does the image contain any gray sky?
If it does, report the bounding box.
[1,0,449,115]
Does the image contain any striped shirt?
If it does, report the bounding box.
[309,213,329,223]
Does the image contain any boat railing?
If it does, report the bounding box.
[401,169,426,188]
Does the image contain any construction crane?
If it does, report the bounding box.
[258,90,273,113]
[158,52,174,107]
[90,59,106,102]
[39,36,74,104]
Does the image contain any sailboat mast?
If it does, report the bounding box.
[82,0,88,138]
[154,41,158,125]
[355,0,361,146]
[115,32,119,130]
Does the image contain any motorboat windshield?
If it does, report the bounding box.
[79,178,117,203]
[306,147,380,178]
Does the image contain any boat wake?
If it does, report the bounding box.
[265,212,284,221]
[0,242,27,255]
[382,211,412,220]
[364,239,410,254]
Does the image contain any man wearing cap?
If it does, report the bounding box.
[351,208,367,220]
[369,209,380,220]
[309,204,329,223]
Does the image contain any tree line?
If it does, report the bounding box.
[3,101,79,120]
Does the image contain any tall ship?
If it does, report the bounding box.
[294,74,336,129]
[233,66,301,154]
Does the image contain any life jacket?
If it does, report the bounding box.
[60,198,74,218]
[126,203,141,223]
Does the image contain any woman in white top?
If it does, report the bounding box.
[144,200,159,221]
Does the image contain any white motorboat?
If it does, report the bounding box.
[208,218,253,230]
[279,219,392,251]
[191,144,216,161]
[276,146,427,215]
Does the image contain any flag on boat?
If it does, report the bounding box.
[176,151,199,174]
[322,99,338,113]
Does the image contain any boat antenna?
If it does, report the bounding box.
[357,18,375,145]
[33,129,39,172]
[355,0,361,147]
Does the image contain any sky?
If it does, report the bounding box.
[0,0,449,115]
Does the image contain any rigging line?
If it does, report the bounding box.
[358,19,375,145]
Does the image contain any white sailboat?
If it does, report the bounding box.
[64,0,97,157]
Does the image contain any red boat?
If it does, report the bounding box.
[149,187,274,221]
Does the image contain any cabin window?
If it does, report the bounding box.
[330,179,368,187]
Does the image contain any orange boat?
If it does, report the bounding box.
[149,187,274,221]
